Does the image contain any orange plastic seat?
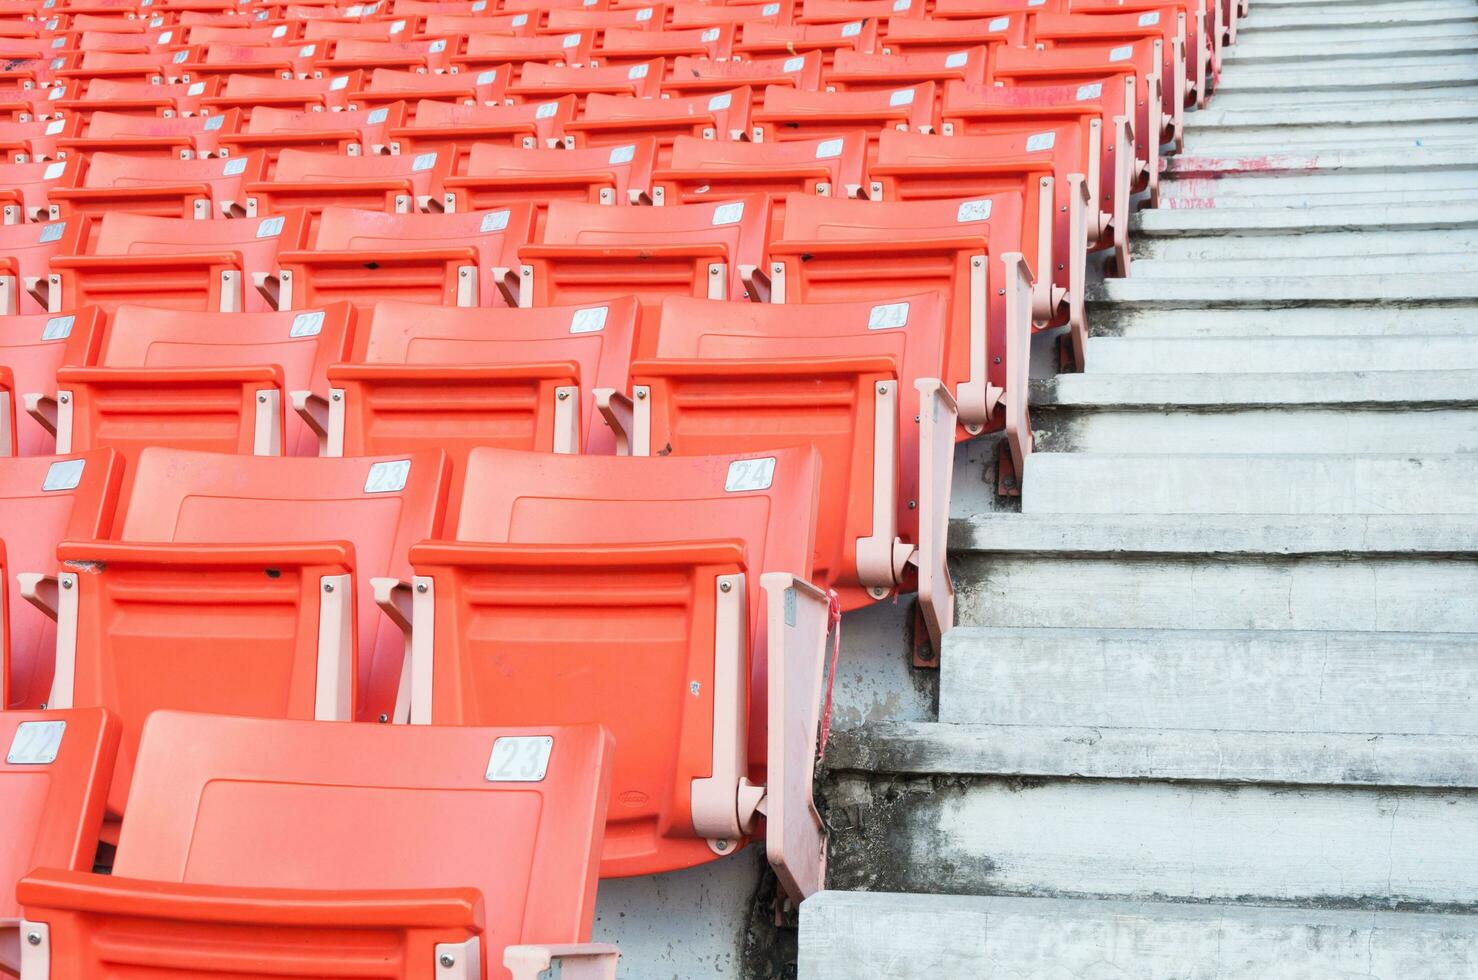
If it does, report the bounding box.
[736,19,877,68]
[348,64,506,111]
[619,293,956,629]
[276,205,535,310]
[54,75,220,118]
[0,309,103,457]
[873,125,1095,353]
[652,131,866,234]
[55,107,241,158]
[769,192,1034,478]
[317,36,456,72]
[200,70,365,113]
[241,144,454,220]
[880,12,1026,53]
[0,707,118,971]
[301,14,404,39]
[422,10,540,41]
[452,30,593,73]
[545,2,669,36]
[519,195,771,324]
[0,451,120,708]
[595,23,734,65]
[942,76,1135,272]
[324,296,639,468]
[508,59,664,110]
[933,0,1067,16]
[52,210,308,313]
[0,115,80,162]
[751,81,935,162]
[826,47,989,104]
[443,140,656,225]
[669,0,793,29]
[44,303,352,459]
[42,447,452,815]
[19,711,619,980]
[408,445,832,903]
[563,88,750,169]
[48,149,267,219]
[53,48,200,85]
[662,52,822,106]
[386,97,576,159]
[0,218,74,316]
[0,157,77,224]
[184,40,323,78]
[218,102,406,161]
[799,0,925,23]
[1072,0,1215,108]
[184,21,304,45]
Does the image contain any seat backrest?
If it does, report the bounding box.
[0,451,122,709]
[514,60,665,102]
[419,445,819,878]
[331,296,639,459]
[0,310,103,457]
[104,712,612,975]
[0,708,119,921]
[61,448,451,816]
[665,51,822,98]
[457,139,656,210]
[658,131,866,207]
[0,219,73,316]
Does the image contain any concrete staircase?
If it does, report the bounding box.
[799,0,1478,975]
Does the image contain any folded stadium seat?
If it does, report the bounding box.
[991,41,1163,204]
[519,196,771,326]
[200,70,365,114]
[881,12,1027,53]
[55,108,242,159]
[942,76,1132,274]
[48,48,197,86]
[0,59,48,91]
[825,48,988,109]
[451,30,593,73]
[301,14,409,39]
[669,0,794,29]
[407,445,833,903]
[1071,0,1213,107]
[70,27,174,54]
[346,65,507,112]
[0,707,117,972]
[443,141,656,228]
[48,149,267,219]
[544,3,670,39]
[0,116,80,162]
[616,293,956,629]
[594,24,735,66]
[768,192,1035,483]
[276,205,535,311]
[51,211,309,314]
[314,36,457,73]
[0,451,121,709]
[386,98,575,161]
[216,102,405,163]
[651,132,866,235]
[872,126,1093,358]
[503,0,618,22]
[241,145,454,223]
[1030,9,1187,149]
[661,52,822,109]
[182,22,304,46]
[932,0,1066,15]
[18,712,618,980]
[507,59,665,112]
[0,157,76,224]
[53,76,220,119]
[41,303,353,459]
[736,19,878,68]
[0,219,74,315]
[0,81,76,122]
[180,41,324,80]
[561,89,751,167]
[751,82,935,164]
[420,10,541,41]
[0,310,103,457]
[322,296,639,468]
[35,447,452,817]
[798,0,926,24]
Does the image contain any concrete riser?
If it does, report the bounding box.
[1185,124,1478,153]
[1135,228,1478,262]
[800,892,1478,980]
[1130,251,1478,276]
[938,627,1478,732]
[1082,334,1478,372]
[953,554,1478,632]
[1090,304,1478,337]
[1158,170,1478,204]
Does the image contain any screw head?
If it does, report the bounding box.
[331,391,342,401]
[719,580,732,593]
[556,390,569,400]
[416,582,428,593]
[635,389,647,400]
[908,500,917,509]
[439,953,456,968]
[26,932,40,946]
[877,384,888,395]
[258,393,267,403]
[714,839,730,852]
[323,582,334,593]
[378,713,389,723]
[61,578,72,589]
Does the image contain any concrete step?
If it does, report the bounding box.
[1241,4,1478,29]
[800,892,1478,980]
[939,626,1478,733]
[1092,303,1478,337]
[1087,272,1476,306]
[1158,146,1478,208]
[1224,35,1478,64]
[1234,17,1478,42]
[1023,452,1478,513]
[1135,227,1478,262]
[1030,371,1478,454]
[950,512,1478,632]
[1188,99,1478,131]
[1216,58,1478,92]
[1083,333,1478,373]
[1211,84,1478,112]
[1129,252,1478,277]
[1130,200,1478,237]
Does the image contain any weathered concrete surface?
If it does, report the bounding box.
[800,892,1478,980]
[1083,334,1478,372]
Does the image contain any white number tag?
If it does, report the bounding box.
[481,210,510,233]
[364,459,411,494]
[1076,82,1102,100]
[815,137,843,159]
[7,721,65,765]
[256,215,285,237]
[570,306,608,334]
[725,456,775,492]
[291,311,325,337]
[1108,44,1133,62]
[1025,131,1055,152]
[957,199,992,222]
[712,201,743,225]
[486,735,553,782]
[42,314,74,340]
[609,144,636,165]
[868,302,909,330]
[43,458,84,491]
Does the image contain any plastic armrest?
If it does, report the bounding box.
[739,263,770,303]
[21,391,56,437]
[594,387,638,456]
[1065,172,1091,367]
[373,576,415,723]
[912,379,957,648]
[505,943,620,980]
[291,389,329,452]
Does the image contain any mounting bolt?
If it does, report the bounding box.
[378,713,389,723]
[440,953,456,968]
[331,392,342,401]
[877,384,888,395]
[26,932,40,946]
[416,582,428,593]
[714,839,730,852]
[971,258,983,268]
[710,266,720,275]
[719,580,732,593]
[323,582,334,593]
[557,390,569,400]
[908,500,917,509]
[635,389,647,400]
[998,288,1006,296]
[258,393,267,403]
[993,356,1002,364]
[61,578,72,589]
